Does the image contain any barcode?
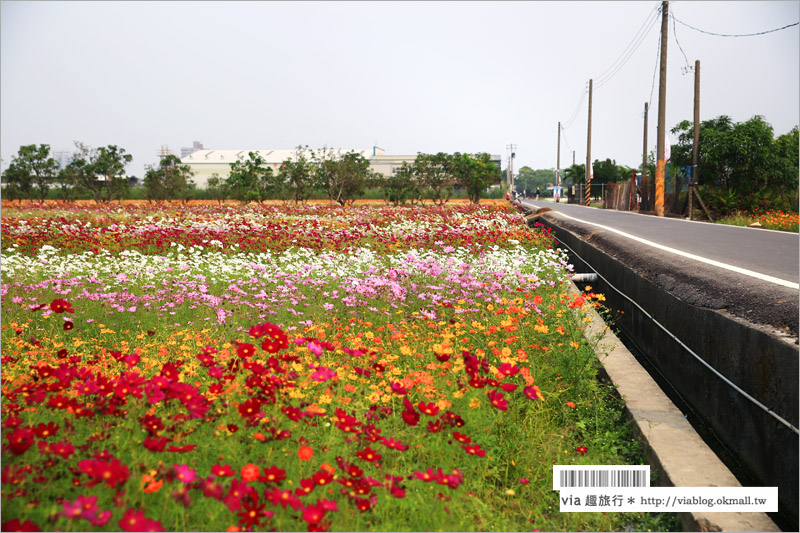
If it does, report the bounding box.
[553,466,650,490]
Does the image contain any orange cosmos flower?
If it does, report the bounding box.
[297,445,314,461]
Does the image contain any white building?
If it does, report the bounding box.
[181,146,501,189]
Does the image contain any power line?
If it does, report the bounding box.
[672,11,692,74]
[560,124,574,156]
[594,2,661,87]
[595,3,662,89]
[562,84,587,130]
[647,16,662,111]
[671,13,799,37]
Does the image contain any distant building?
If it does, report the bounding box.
[182,148,373,189]
[181,146,502,189]
[181,141,204,159]
[52,151,74,169]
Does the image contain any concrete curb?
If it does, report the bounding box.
[568,280,779,532]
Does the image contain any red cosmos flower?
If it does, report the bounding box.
[238,398,261,419]
[1,519,41,531]
[78,458,130,488]
[119,508,164,532]
[240,463,260,482]
[379,436,408,451]
[237,496,272,528]
[258,465,286,484]
[49,298,74,314]
[63,321,74,331]
[523,385,544,401]
[143,436,171,452]
[417,401,440,416]
[434,352,451,362]
[566,401,576,409]
[33,422,59,439]
[236,343,257,359]
[426,420,443,433]
[224,479,254,512]
[353,497,372,512]
[167,444,196,453]
[312,469,333,487]
[295,477,316,496]
[200,476,224,500]
[452,431,472,444]
[211,464,235,477]
[487,389,509,411]
[139,414,164,434]
[301,503,326,526]
[50,440,75,459]
[389,381,408,395]
[265,487,303,510]
[461,444,487,457]
[412,468,437,482]
[576,446,588,455]
[7,427,35,455]
[356,447,381,463]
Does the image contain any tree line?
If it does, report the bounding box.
[511,115,798,216]
[1,144,502,205]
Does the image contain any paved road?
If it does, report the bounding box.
[520,199,799,287]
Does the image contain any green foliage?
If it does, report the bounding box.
[280,145,315,204]
[514,166,555,196]
[382,162,416,205]
[671,115,798,215]
[2,144,59,202]
[142,155,196,203]
[226,151,275,203]
[205,173,229,204]
[314,149,372,206]
[414,152,453,206]
[451,152,501,204]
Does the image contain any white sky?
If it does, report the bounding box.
[1,1,798,178]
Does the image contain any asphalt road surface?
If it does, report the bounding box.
[520,199,799,287]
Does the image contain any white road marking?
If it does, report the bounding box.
[546,210,799,290]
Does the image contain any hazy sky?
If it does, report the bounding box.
[2,1,798,178]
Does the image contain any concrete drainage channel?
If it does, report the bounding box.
[520,206,798,531]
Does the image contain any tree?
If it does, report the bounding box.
[4,144,59,201]
[70,143,133,203]
[671,115,798,212]
[382,162,416,205]
[227,151,274,203]
[563,163,585,185]
[514,166,556,196]
[206,173,229,204]
[280,146,314,204]
[414,152,453,206]
[452,152,501,204]
[55,159,83,201]
[315,149,371,206]
[1,162,32,203]
[143,155,195,203]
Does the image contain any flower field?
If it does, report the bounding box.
[1,201,676,532]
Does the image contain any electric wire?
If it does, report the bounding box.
[560,124,574,158]
[647,17,661,110]
[548,231,800,436]
[672,11,692,72]
[595,5,662,89]
[562,85,587,130]
[671,13,799,38]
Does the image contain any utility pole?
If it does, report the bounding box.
[689,60,699,219]
[585,79,593,206]
[655,0,669,216]
[557,122,561,201]
[642,102,649,211]
[688,59,714,222]
[573,151,575,166]
[506,144,516,194]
